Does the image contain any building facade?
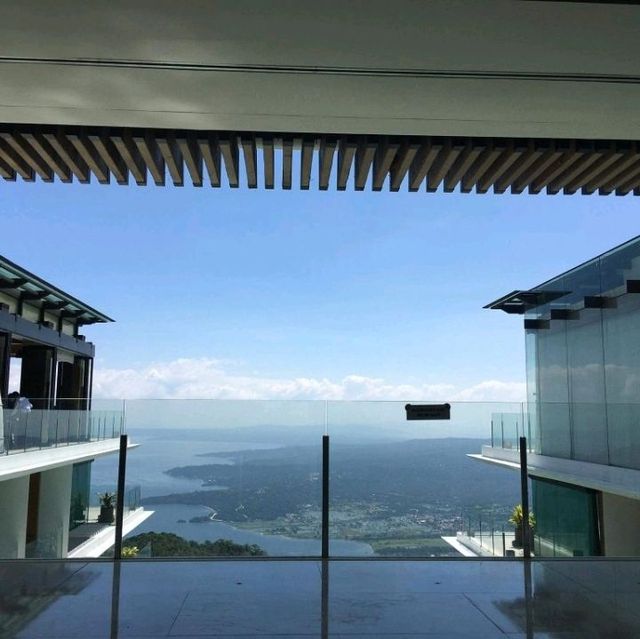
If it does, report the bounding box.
[482,235,640,557]
[0,255,148,559]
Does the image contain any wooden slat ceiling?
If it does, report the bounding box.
[0,125,639,195]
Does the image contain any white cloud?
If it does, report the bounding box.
[93,357,526,402]
[450,380,527,402]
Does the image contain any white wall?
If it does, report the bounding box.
[0,292,17,313]
[37,466,73,558]
[0,476,29,558]
[602,492,640,557]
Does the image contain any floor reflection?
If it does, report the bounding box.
[0,559,639,638]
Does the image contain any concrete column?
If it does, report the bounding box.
[0,476,29,558]
[37,466,73,558]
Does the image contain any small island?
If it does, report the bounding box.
[189,514,215,523]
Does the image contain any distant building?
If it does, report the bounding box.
[0,255,149,558]
[479,235,640,557]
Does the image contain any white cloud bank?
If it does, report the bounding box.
[93,357,525,402]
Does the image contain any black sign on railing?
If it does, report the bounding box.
[405,403,451,421]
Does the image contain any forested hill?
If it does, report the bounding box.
[143,438,518,521]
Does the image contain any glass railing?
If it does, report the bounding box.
[25,524,64,559]
[1,405,124,454]
[70,485,142,529]
[121,399,325,559]
[491,410,528,451]
[460,514,518,557]
[5,558,640,638]
[326,401,522,558]
[99,399,525,559]
[490,401,640,468]
[5,398,633,561]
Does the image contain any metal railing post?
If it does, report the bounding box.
[114,434,128,561]
[322,434,330,559]
[520,436,531,559]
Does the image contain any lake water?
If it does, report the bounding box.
[91,428,373,556]
[131,503,372,556]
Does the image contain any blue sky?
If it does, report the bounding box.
[2,181,638,400]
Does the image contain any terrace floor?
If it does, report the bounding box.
[1,558,640,638]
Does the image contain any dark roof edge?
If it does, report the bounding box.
[529,233,640,292]
[0,254,114,323]
[485,233,640,310]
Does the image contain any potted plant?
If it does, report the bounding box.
[509,504,535,548]
[97,492,116,524]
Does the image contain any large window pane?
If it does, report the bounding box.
[602,295,640,470]
[532,478,601,557]
[525,330,540,452]
[536,325,571,458]
[566,309,608,464]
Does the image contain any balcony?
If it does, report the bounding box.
[67,487,152,559]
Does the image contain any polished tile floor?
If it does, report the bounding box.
[1,558,640,638]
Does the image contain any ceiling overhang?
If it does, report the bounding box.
[2,125,640,195]
[1,2,640,142]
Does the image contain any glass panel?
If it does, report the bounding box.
[7,559,640,636]
[602,295,640,469]
[118,400,325,558]
[536,323,571,458]
[501,413,521,450]
[532,477,601,557]
[525,330,540,453]
[327,401,522,558]
[566,309,608,464]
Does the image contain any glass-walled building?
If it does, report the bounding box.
[482,235,640,557]
[524,237,640,466]
[0,254,148,559]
